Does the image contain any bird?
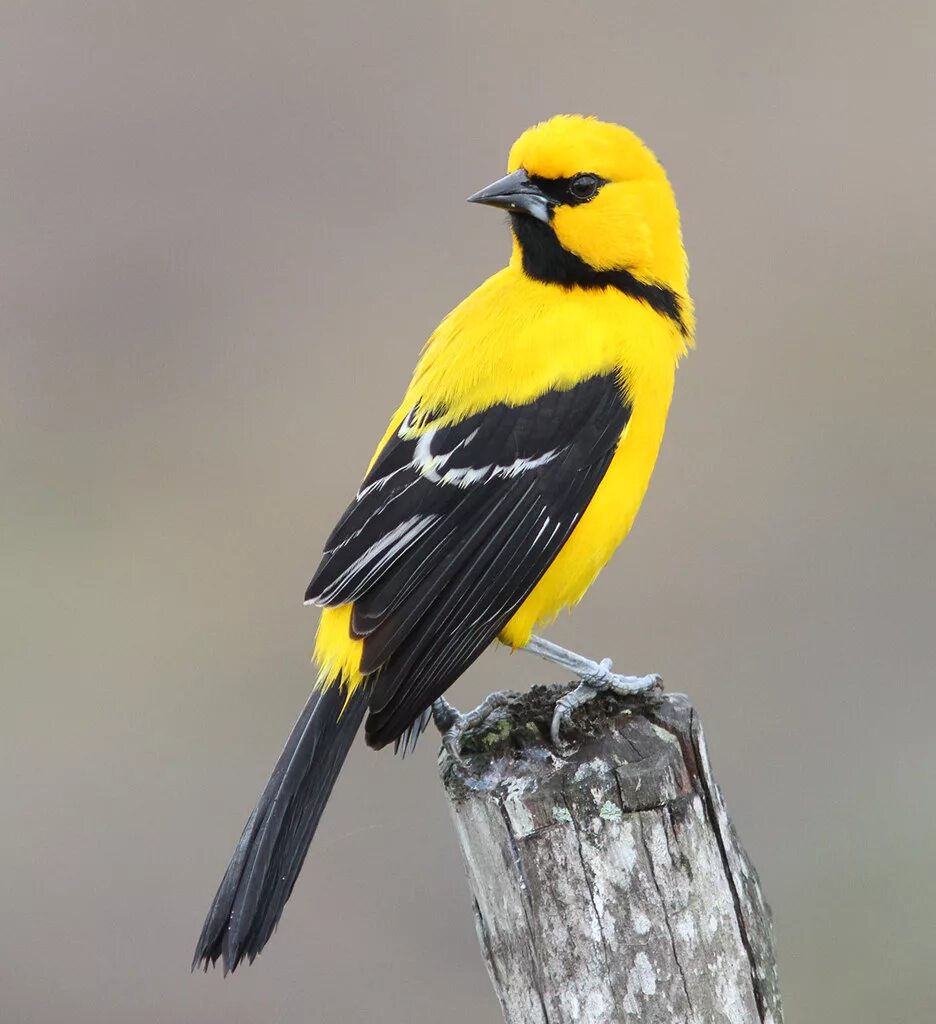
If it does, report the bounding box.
[193,113,694,974]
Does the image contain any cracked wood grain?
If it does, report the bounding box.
[439,687,783,1024]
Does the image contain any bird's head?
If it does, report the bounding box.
[469,115,690,325]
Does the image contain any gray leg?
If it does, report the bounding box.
[431,691,515,762]
[520,633,661,746]
[431,695,460,734]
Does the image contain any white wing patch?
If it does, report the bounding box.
[412,422,563,489]
[311,403,571,606]
[359,404,566,495]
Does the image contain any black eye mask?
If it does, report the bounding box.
[527,173,607,207]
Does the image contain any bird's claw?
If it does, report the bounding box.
[431,696,466,762]
[441,723,468,765]
[433,691,516,764]
[550,659,662,748]
[431,695,459,733]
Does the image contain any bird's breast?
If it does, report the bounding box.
[410,268,682,417]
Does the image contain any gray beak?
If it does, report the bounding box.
[467,169,552,223]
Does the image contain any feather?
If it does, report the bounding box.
[192,683,367,973]
[301,374,636,749]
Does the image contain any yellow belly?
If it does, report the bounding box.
[499,367,673,647]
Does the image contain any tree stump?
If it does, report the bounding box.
[438,686,782,1024]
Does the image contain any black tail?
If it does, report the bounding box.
[192,682,367,973]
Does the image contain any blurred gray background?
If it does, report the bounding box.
[3,2,934,1021]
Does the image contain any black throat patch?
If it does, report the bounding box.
[510,213,687,337]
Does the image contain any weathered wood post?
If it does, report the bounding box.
[439,685,782,1024]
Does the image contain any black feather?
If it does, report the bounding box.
[350,375,633,748]
[306,375,627,611]
[356,486,518,671]
[192,682,367,973]
[196,375,633,971]
[301,374,632,752]
[510,212,687,336]
[362,457,604,748]
[393,706,432,757]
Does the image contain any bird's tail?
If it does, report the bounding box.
[192,680,367,973]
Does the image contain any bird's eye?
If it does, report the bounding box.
[569,174,600,200]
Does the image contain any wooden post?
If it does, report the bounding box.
[439,686,783,1024]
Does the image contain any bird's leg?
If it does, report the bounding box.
[430,695,461,735]
[520,633,661,747]
[431,692,515,762]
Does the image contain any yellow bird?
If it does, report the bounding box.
[194,114,694,973]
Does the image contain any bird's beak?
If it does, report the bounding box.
[467,169,552,223]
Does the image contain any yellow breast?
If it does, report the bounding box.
[407,264,681,648]
[498,366,673,647]
[314,263,683,686]
[497,295,677,646]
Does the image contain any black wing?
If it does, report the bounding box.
[305,373,632,749]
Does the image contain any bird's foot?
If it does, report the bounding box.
[432,691,515,763]
[551,658,661,748]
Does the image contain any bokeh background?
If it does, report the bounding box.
[3,2,935,1021]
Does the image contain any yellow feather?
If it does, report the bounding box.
[313,115,693,693]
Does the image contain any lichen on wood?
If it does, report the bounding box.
[439,687,782,1024]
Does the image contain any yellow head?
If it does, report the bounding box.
[468,115,692,336]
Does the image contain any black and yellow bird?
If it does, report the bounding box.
[193,114,694,973]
